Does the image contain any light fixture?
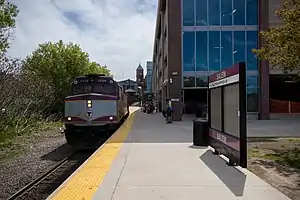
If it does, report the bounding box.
[87,100,92,108]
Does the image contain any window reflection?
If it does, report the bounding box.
[246,0,258,25]
[209,31,221,71]
[196,76,208,87]
[196,31,208,71]
[183,32,195,72]
[183,76,196,87]
[209,0,220,25]
[246,31,258,70]
[247,75,258,112]
[233,0,245,25]
[247,75,258,93]
[196,0,207,26]
[72,85,92,95]
[183,0,195,26]
[233,31,245,64]
[221,31,233,69]
[221,0,232,25]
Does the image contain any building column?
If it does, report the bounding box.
[167,0,182,121]
[258,0,270,120]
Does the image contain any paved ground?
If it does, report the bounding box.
[93,110,291,200]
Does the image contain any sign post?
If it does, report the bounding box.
[207,62,247,168]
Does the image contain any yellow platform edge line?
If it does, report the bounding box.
[49,111,137,200]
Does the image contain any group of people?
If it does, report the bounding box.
[142,99,173,123]
[142,101,155,114]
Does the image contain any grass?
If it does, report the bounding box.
[248,137,300,170]
[0,120,63,162]
[0,120,63,150]
[260,148,300,169]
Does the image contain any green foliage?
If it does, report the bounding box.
[22,40,111,114]
[253,0,300,73]
[0,1,113,149]
[0,0,19,53]
[89,62,111,75]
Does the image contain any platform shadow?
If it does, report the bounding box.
[40,143,72,162]
[200,150,246,197]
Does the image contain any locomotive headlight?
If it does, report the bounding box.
[87,100,92,108]
[109,116,113,120]
[67,117,72,121]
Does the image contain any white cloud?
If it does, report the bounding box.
[7,0,157,80]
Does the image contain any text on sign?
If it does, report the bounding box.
[216,133,227,144]
[216,71,226,80]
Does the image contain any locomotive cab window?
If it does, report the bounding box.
[93,84,117,96]
[70,76,118,96]
[72,85,92,95]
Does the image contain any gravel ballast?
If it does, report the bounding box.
[0,129,72,200]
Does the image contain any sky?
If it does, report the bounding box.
[7,0,157,81]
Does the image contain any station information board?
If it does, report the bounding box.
[207,62,247,168]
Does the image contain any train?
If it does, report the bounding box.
[62,74,129,147]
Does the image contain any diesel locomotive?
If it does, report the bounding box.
[63,74,129,147]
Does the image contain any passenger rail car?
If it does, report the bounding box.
[63,74,129,146]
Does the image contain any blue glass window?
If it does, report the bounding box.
[247,75,258,93]
[209,31,220,71]
[233,31,245,64]
[183,32,195,72]
[246,0,258,25]
[209,0,220,25]
[221,0,232,25]
[246,31,258,71]
[196,31,208,71]
[183,0,195,26]
[233,0,245,25]
[221,31,233,69]
[196,0,208,26]
[247,75,258,112]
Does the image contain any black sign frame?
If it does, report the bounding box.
[207,62,247,168]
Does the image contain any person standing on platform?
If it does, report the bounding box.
[165,98,173,123]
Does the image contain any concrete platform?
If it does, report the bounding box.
[92,110,291,200]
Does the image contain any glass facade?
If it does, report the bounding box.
[181,0,259,112]
[146,62,153,93]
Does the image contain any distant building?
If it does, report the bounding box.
[136,63,144,88]
[145,61,153,94]
[117,79,138,93]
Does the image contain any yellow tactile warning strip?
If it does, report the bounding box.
[49,111,137,200]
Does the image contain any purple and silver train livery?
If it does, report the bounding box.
[63,74,129,147]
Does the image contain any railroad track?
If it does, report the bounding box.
[6,116,127,200]
[6,149,94,200]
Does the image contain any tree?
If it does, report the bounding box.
[0,0,19,54]
[22,40,110,114]
[88,62,111,75]
[253,0,300,74]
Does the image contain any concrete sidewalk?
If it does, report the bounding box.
[93,110,291,200]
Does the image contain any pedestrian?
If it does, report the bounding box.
[165,98,173,123]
